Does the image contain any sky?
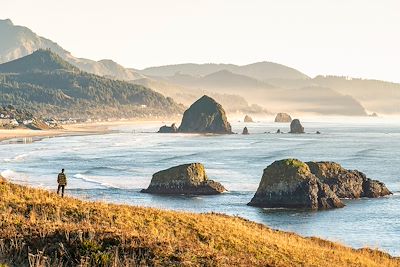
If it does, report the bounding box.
[1,0,400,82]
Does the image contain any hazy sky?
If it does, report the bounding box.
[2,0,400,82]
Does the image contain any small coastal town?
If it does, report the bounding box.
[0,105,124,130]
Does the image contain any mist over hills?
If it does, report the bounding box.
[0,50,183,118]
[140,61,309,81]
[132,77,266,113]
[0,19,143,81]
[144,69,368,116]
[1,18,399,116]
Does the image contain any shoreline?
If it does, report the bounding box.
[0,119,169,143]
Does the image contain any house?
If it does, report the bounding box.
[0,118,19,127]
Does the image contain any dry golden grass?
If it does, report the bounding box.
[0,176,399,267]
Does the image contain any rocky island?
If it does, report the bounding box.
[274,113,292,123]
[248,159,344,209]
[248,159,391,210]
[289,119,305,133]
[158,123,178,133]
[244,115,254,123]
[141,163,226,195]
[178,95,233,134]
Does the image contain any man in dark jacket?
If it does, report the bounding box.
[57,169,67,197]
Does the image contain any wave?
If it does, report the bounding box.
[354,148,377,157]
[1,169,29,182]
[89,166,125,172]
[72,173,120,189]
[158,152,202,162]
[3,153,30,163]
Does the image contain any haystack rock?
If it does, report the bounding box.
[306,161,392,198]
[248,159,344,210]
[141,163,226,195]
[158,123,178,133]
[274,113,292,123]
[242,127,249,135]
[178,95,233,134]
[289,119,304,133]
[244,115,254,123]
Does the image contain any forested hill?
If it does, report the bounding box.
[0,50,184,118]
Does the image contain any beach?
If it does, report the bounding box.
[0,120,170,143]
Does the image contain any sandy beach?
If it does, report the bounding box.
[0,119,178,143]
[0,124,105,143]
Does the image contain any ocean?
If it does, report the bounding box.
[1,117,399,256]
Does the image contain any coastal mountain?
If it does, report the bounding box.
[0,48,78,73]
[313,76,400,114]
[132,77,266,113]
[148,70,368,116]
[0,50,183,118]
[139,61,309,81]
[0,19,143,80]
[2,18,398,116]
[266,86,368,116]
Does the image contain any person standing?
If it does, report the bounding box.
[57,169,67,197]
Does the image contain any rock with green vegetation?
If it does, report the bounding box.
[141,163,226,195]
[289,119,304,133]
[306,161,392,198]
[178,95,233,134]
[158,123,178,133]
[274,113,292,123]
[244,115,254,123]
[248,159,344,209]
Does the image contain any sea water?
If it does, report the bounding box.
[1,118,399,255]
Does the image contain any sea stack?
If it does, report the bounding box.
[289,119,304,133]
[274,113,292,123]
[306,161,392,198]
[178,95,233,134]
[248,159,392,210]
[141,163,226,195]
[158,123,178,133]
[248,159,344,210]
[242,127,249,135]
[244,115,254,123]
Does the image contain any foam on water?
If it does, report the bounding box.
[3,153,30,163]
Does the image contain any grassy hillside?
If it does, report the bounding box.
[0,176,398,266]
[0,50,183,118]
